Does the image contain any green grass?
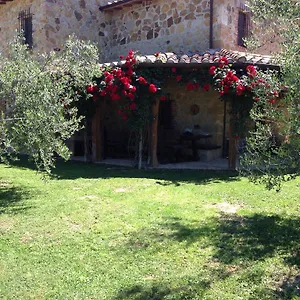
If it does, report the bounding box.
[0,159,299,299]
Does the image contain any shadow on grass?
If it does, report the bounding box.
[113,278,212,300]
[162,214,300,267]
[6,156,239,186]
[0,180,32,214]
[117,214,300,299]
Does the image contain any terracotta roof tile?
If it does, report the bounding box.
[101,49,278,68]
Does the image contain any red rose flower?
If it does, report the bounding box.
[223,85,230,94]
[111,93,121,101]
[209,66,216,75]
[246,65,257,78]
[236,84,246,96]
[154,52,160,57]
[120,77,130,85]
[160,95,167,101]
[273,91,279,97]
[232,75,239,82]
[92,85,99,93]
[138,76,148,85]
[105,74,114,83]
[128,92,135,100]
[100,90,107,97]
[127,69,134,77]
[117,109,122,115]
[123,83,131,90]
[194,82,200,89]
[186,82,195,91]
[130,86,137,93]
[254,96,260,102]
[218,57,229,67]
[120,55,124,60]
[203,83,210,91]
[171,67,177,73]
[124,61,131,68]
[129,102,137,110]
[176,75,182,82]
[268,99,275,104]
[86,85,94,94]
[123,114,128,120]
[149,84,157,93]
[115,69,123,78]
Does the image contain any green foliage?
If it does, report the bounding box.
[0,35,100,173]
[240,1,300,189]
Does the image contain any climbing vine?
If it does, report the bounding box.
[84,51,285,140]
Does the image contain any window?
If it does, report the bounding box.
[238,11,250,47]
[18,8,33,49]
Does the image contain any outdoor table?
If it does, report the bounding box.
[180,133,213,160]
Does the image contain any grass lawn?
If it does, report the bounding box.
[0,160,299,299]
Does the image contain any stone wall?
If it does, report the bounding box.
[0,0,46,54]
[0,0,103,55]
[43,0,103,53]
[213,0,280,54]
[165,81,226,147]
[213,0,246,51]
[0,0,278,59]
[99,0,212,60]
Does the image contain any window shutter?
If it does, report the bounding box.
[238,12,246,47]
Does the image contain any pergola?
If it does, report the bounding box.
[94,49,279,169]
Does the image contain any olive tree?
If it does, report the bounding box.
[240,0,300,189]
[0,35,100,173]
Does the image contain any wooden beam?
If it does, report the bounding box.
[228,122,238,170]
[150,97,160,167]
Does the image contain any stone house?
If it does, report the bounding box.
[0,0,278,167]
[0,0,275,59]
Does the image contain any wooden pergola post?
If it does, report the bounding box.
[150,97,160,167]
[228,122,238,170]
[91,102,104,161]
